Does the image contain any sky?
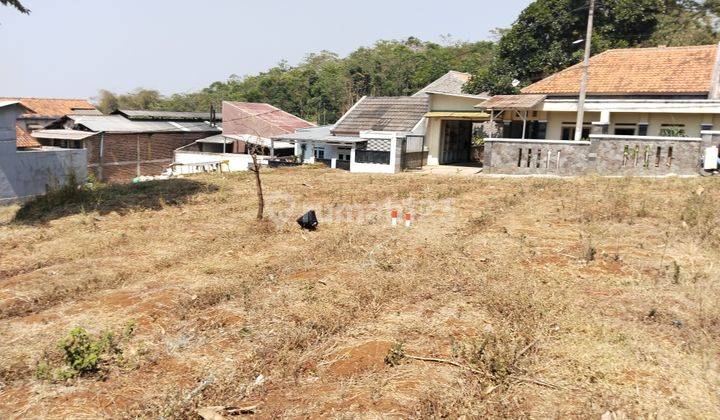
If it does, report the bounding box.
[0,0,531,100]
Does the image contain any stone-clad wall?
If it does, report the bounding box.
[594,136,702,176]
[485,135,703,176]
[484,139,592,176]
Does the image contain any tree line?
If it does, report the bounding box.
[88,0,720,122]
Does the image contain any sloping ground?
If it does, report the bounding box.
[0,168,719,418]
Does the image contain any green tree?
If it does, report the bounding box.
[1,0,29,13]
[98,38,495,124]
[96,90,119,114]
[466,0,670,95]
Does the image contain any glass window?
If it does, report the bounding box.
[614,128,636,136]
[561,126,591,140]
[314,148,325,159]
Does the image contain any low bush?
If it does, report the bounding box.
[38,325,134,381]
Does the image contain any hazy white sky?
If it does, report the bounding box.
[0,0,531,99]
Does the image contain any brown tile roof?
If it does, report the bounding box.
[16,125,41,148]
[478,94,547,110]
[332,97,429,135]
[0,97,97,117]
[521,45,719,96]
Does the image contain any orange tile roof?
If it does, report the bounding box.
[521,45,719,96]
[0,97,97,117]
[16,125,41,148]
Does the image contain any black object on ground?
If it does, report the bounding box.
[297,210,319,230]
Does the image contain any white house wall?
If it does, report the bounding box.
[173,151,265,173]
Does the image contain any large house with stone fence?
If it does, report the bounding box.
[477,44,720,176]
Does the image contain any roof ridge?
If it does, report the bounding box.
[602,44,717,53]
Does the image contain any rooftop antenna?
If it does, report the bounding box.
[575,0,595,142]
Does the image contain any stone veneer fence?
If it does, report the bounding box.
[484,135,704,176]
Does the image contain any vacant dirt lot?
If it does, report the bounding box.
[1,167,719,418]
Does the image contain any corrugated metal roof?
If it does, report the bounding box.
[115,109,223,121]
[223,134,294,149]
[273,125,363,144]
[331,97,429,135]
[477,95,547,110]
[69,115,220,133]
[0,100,22,108]
[425,111,491,119]
[32,129,98,141]
[223,102,314,137]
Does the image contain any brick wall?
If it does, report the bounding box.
[85,131,214,182]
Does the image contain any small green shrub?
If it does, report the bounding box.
[59,327,104,375]
[35,360,51,380]
[42,326,128,380]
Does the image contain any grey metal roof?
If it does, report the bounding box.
[115,109,222,121]
[0,100,22,108]
[331,97,429,135]
[413,71,479,97]
[273,125,364,144]
[69,115,221,133]
[32,129,98,141]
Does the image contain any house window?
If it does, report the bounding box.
[659,124,686,137]
[561,125,591,141]
[614,128,636,136]
[314,148,325,159]
[338,148,351,161]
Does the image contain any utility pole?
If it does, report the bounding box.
[574,0,595,141]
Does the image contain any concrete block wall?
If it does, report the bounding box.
[0,149,87,204]
[485,135,703,176]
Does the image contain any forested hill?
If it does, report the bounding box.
[98,0,720,123]
[97,39,495,123]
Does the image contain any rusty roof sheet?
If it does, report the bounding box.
[0,98,97,117]
[16,125,41,148]
[522,45,719,96]
[224,102,314,135]
[477,94,547,110]
[331,96,429,135]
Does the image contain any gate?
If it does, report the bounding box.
[402,135,426,170]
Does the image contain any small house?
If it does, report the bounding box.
[172,102,313,173]
[275,71,491,173]
[34,114,220,182]
[476,44,720,176]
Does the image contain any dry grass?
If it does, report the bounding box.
[0,167,719,418]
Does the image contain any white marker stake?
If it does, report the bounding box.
[391,210,398,227]
[404,213,412,228]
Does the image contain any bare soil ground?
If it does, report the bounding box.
[1,167,719,418]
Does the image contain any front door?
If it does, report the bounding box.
[441,120,473,164]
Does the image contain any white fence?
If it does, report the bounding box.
[173,151,269,175]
